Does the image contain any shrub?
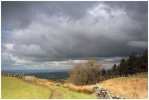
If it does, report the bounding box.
[69,60,101,85]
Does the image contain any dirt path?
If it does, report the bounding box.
[49,89,63,99]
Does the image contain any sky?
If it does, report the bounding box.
[1,1,148,70]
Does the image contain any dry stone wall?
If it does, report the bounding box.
[2,72,24,79]
[92,85,125,99]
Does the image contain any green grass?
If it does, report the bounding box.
[2,76,96,99]
[1,76,50,99]
[48,85,96,99]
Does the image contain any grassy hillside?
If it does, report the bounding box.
[53,73,147,99]
[98,73,148,99]
[2,73,147,99]
[1,76,96,99]
[1,76,50,99]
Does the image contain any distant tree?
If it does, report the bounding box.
[142,50,148,72]
[112,64,117,72]
[106,69,112,78]
[118,58,128,76]
[127,52,137,74]
[101,68,106,80]
[69,60,102,85]
[111,64,117,76]
[101,68,106,76]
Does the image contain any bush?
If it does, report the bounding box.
[69,60,101,85]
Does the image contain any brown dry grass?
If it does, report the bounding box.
[60,83,93,94]
[30,73,148,99]
[59,76,148,99]
[98,77,148,99]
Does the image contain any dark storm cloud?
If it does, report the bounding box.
[2,1,96,29]
[1,1,148,69]
[2,2,32,29]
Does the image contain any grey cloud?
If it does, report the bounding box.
[2,2,33,29]
[2,1,97,29]
[127,41,148,48]
[1,1,148,70]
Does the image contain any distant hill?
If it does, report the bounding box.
[2,70,69,82]
[24,71,69,82]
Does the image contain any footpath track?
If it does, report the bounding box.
[49,89,63,99]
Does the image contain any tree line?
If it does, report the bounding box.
[101,50,148,80]
[69,50,148,85]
